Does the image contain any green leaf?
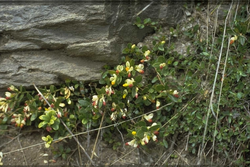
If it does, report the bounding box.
[99,79,106,85]
[168,94,178,102]
[132,87,136,98]
[51,119,60,130]
[78,100,90,107]
[167,57,174,64]
[173,61,179,66]
[144,18,151,24]
[148,88,154,93]
[163,139,168,149]
[158,45,164,51]
[239,35,245,45]
[137,130,144,139]
[31,111,38,121]
[155,84,164,92]
[139,24,145,29]
[38,121,47,128]
[201,52,209,56]
[50,85,54,93]
[39,115,50,122]
[18,93,24,103]
[135,121,146,127]
[135,75,142,83]
[157,56,166,63]
[136,16,141,24]
[152,77,158,83]
[82,118,88,124]
[27,93,33,100]
[149,125,160,132]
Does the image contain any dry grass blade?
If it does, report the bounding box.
[198,2,233,165]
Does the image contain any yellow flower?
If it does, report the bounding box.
[123,78,135,88]
[123,89,128,99]
[125,61,133,72]
[110,74,117,85]
[64,87,71,99]
[131,44,136,49]
[160,63,166,69]
[230,35,237,45]
[132,131,136,135]
[161,41,165,44]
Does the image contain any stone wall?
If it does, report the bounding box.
[0,1,184,95]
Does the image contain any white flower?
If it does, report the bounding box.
[69,86,74,92]
[105,85,112,96]
[173,90,179,95]
[144,113,153,122]
[144,50,150,57]
[126,139,138,147]
[110,112,117,121]
[141,133,150,145]
[147,123,158,129]
[5,92,11,98]
[92,95,98,108]
[152,134,157,141]
[135,64,144,74]
[116,65,124,73]
[156,100,160,109]
[59,103,65,107]
[23,105,30,112]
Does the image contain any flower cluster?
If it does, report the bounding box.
[11,114,26,128]
[126,115,159,148]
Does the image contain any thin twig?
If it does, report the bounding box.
[154,151,166,166]
[17,135,28,166]
[33,83,95,166]
[174,150,189,165]
[0,133,22,149]
[90,110,106,160]
[115,125,126,151]
[161,151,174,165]
[110,147,137,165]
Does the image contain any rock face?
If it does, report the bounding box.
[0,2,184,95]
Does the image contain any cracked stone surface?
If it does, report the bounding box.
[0,2,184,95]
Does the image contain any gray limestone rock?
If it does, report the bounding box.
[0,1,184,95]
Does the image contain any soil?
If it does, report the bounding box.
[0,125,201,166]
